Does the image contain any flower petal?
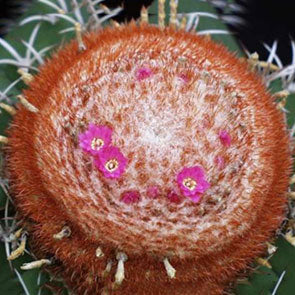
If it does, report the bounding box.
[219,130,231,147]
[78,123,113,156]
[176,166,210,200]
[121,191,140,204]
[95,146,127,179]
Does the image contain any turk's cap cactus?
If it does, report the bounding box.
[1,1,295,295]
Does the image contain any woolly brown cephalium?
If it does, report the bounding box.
[6,23,291,294]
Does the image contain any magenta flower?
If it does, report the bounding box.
[147,185,159,199]
[178,73,189,83]
[121,191,141,204]
[94,146,128,179]
[214,155,225,170]
[176,166,210,202]
[190,194,201,203]
[79,123,112,156]
[136,67,152,80]
[219,130,231,147]
[167,190,181,204]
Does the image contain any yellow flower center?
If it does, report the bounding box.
[183,178,197,191]
[105,159,119,172]
[91,138,104,150]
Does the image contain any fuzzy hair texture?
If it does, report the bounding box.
[6,23,291,295]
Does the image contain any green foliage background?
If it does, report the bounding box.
[0,0,294,294]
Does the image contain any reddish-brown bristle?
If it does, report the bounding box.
[6,23,291,294]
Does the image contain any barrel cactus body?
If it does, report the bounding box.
[1,1,294,295]
[6,21,291,294]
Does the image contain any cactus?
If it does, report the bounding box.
[1,1,295,294]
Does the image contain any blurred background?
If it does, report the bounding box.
[0,0,295,63]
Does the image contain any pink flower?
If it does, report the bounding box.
[214,156,225,170]
[219,130,231,147]
[167,190,181,204]
[79,123,112,156]
[94,146,127,179]
[136,67,152,80]
[190,194,201,203]
[121,191,141,204]
[147,185,159,199]
[176,166,210,202]
[179,73,189,83]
